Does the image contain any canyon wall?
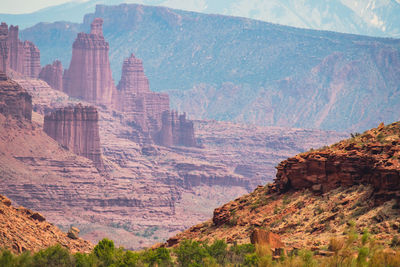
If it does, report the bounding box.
[63,18,115,106]
[39,60,63,91]
[43,104,104,169]
[0,71,32,121]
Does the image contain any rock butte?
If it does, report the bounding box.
[44,104,104,170]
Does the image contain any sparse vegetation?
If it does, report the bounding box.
[2,231,400,266]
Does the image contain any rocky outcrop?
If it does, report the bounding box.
[43,104,104,169]
[0,23,8,73]
[156,111,196,147]
[63,18,115,106]
[0,194,93,254]
[0,72,32,121]
[6,24,40,78]
[39,60,63,91]
[273,122,400,201]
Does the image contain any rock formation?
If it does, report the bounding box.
[6,24,41,78]
[166,121,400,250]
[115,53,196,147]
[0,23,8,73]
[63,18,115,106]
[0,194,93,254]
[43,104,104,169]
[0,71,32,121]
[156,111,196,147]
[273,122,400,201]
[117,53,150,94]
[39,60,63,91]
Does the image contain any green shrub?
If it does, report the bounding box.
[93,238,116,266]
[174,239,208,267]
[32,245,74,267]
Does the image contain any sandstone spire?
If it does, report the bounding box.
[63,18,115,106]
[7,25,40,78]
[0,23,8,73]
[117,53,150,94]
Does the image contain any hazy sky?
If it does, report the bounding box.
[0,0,208,14]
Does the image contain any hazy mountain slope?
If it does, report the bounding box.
[20,3,400,132]
[2,0,400,37]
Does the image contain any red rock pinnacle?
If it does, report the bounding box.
[63,18,116,106]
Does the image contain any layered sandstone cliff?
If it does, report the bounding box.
[63,18,115,106]
[6,24,40,78]
[0,71,32,121]
[43,104,104,170]
[39,60,63,91]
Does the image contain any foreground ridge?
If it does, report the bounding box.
[166,122,400,251]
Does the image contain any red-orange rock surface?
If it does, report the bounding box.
[6,24,40,78]
[0,23,8,73]
[0,72,31,121]
[39,60,63,91]
[0,194,93,254]
[63,18,115,106]
[44,104,104,170]
[274,122,400,201]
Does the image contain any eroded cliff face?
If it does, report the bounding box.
[5,24,41,78]
[44,104,104,170]
[0,71,31,121]
[39,60,63,91]
[63,18,115,106]
[273,122,400,202]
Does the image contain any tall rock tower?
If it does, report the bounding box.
[0,23,8,73]
[63,18,115,106]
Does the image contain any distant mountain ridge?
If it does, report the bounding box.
[1,0,400,38]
